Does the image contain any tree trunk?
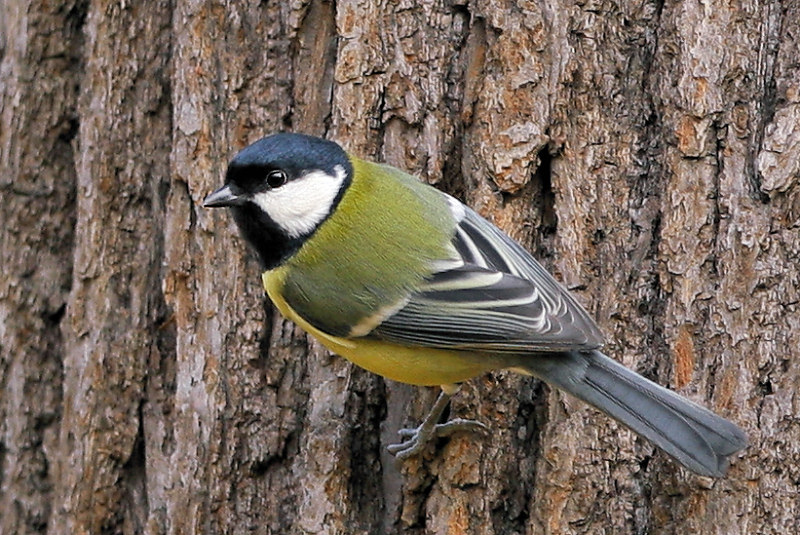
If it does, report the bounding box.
[2,1,798,534]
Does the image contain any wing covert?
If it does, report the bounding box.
[368,200,605,353]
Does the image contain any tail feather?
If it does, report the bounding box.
[520,350,748,477]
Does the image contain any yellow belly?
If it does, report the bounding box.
[262,271,499,386]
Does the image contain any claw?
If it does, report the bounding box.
[387,388,488,460]
[387,427,427,458]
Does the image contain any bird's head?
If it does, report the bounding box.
[204,133,353,268]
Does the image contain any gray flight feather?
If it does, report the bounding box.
[522,350,748,477]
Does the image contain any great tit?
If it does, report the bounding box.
[204,133,747,477]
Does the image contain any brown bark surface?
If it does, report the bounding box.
[2,1,798,534]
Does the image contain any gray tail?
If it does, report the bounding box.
[520,350,747,477]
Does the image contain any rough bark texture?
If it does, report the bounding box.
[1,1,798,534]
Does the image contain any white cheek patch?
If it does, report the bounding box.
[252,164,347,239]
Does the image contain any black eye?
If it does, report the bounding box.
[266,170,287,189]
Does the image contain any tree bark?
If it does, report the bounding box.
[2,0,798,534]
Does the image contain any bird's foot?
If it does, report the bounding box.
[388,418,488,460]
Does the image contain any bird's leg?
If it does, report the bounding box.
[387,384,488,460]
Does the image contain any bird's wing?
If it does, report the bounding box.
[368,201,605,353]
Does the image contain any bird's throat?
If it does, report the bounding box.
[231,204,304,270]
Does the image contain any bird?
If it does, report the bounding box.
[203,132,747,477]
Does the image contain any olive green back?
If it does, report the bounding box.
[277,157,456,337]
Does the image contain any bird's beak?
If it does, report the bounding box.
[203,184,244,207]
